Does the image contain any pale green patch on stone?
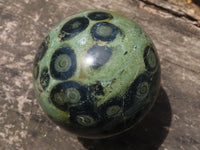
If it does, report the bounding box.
[33,65,39,79]
[147,49,156,68]
[54,91,68,105]
[67,88,80,103]
[54,54,72,72]
[96,25,112,37]
[136,82,149,99]
[106,105,121,116]
[76,115,95,126]
[53,88,80,104]
[72,21,82,29]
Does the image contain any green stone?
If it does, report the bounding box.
[33,10,161,139]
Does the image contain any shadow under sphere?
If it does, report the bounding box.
[78,86,172,150]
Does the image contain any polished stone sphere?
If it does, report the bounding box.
[33,10,161,139]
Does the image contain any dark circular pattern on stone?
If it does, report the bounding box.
[50,81,88,111]
[86,44,112,69]
[91,22,121,42]
[98,97,123,119]
[124,72,150,110]
[144,46,158,72]
[40,67,50,90]
[34,35,50,66]
[50,46,76,80]
[60,17,89,40]
[88,12,113,21]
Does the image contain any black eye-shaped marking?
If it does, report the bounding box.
[98,97,123,119]
[34,35,50,66]
[124,72,150,110]
[85,44,112,69]
[50,81,88,111]
[69,102,99,127]
[50,46,76,80]
[88,12,113,21]
[91,22,122,42]
[144,46,158,72]
[59,17,89,40]
[33,64,39,80]
[40,67,50,90]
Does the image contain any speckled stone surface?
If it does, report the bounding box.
[33,10,160,138]
[0,0,200,150]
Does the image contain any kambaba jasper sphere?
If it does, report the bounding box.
[33,10,161,138]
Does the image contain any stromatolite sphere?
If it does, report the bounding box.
[33,10,161,139]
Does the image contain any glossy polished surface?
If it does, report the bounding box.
[33,10,161,138]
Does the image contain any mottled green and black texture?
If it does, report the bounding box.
[33,10,161,139]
